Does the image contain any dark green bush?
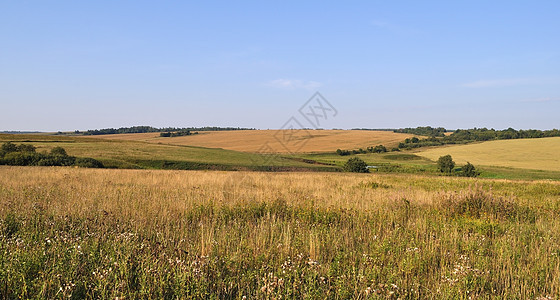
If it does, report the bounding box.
[1,142,18,153]
[2,152,42,166]
[50,147,68,156]
[344,157,369,173]
[372,145,387,153]
[37,157,63,166]
[36,155,76,166]
[0,143,101,168]
[160,130,192,137]
[336,149,351,156]
[437,155,455,173]
[460,162,480,177]
[75,157,104,168]
[17,144,36,152]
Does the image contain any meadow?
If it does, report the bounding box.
[2,166,560,298]
[4,132,560,181]
[0,134,336,171]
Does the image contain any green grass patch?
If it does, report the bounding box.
[383,153,423,160]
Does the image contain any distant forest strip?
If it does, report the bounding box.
[393,126,448,136]
[340,126,560,154]
[72,126,255,136]
[397,127,560,150]
[352,126,560,139]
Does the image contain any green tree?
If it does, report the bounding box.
[372,145,387,153]
[344,157,369,173]
[461,162,480,177]
[437,155,455,173]
[50,147,68,156]
[1,142,18,153]
[17,144,36,152]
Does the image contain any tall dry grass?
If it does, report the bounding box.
[1,166,560,298]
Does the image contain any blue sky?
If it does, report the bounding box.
[1,1,559,131]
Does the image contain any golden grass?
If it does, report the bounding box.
[418,137,560,171]
[91,130,413,153]
[2,166,560,298]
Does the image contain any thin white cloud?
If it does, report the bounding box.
[461,78,536,88]
[267,79,322,90]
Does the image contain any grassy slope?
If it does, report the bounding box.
[293,151,560,181]
[89,130,413,153]
[0,134,336,171]
[2,167,560,298]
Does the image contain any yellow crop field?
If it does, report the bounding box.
[2,166,560,298]
[418,137,560,171]
[91,130,413,153]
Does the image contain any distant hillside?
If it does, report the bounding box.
[88,130,413,154]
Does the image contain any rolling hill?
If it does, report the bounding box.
[89,130,413,153]
[0,134,335,171]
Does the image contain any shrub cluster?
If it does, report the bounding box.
[437,155,480,177]
[159,130,198,137]
[0,142,104,168]
[336,145,388,156]
[343,157,369,173]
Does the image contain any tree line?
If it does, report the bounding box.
[397,127,560,150]
[393,126,448,137]
[340,126,560,154]
[79,126,255,136]
[336,145,390,156]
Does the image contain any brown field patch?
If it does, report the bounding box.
[90,130,413,153]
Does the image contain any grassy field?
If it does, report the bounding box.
[0,134,336,171]
[418,137,560,172]
[90,130,413,153]
[5,133,560,181]
[290,151,560,181]
[2,166,560,298]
